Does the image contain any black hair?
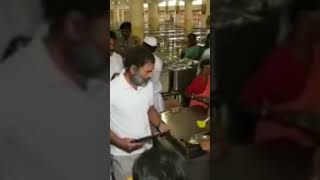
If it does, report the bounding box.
[200,59,210,70]
[187,33,197,47]
[110,31,117,40]
[42,0,107,20]
[124,46,155,69]
[133,145,186,180]
[42,0,107,33]
[120,22,132,30]
[142,42,157,53]
[287,0,320,33]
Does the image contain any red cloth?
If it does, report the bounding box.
[241,44,312,146]
[276,47,320,112]
[241,44,308,107]
[189,76,210,109]
[185,75,207,96]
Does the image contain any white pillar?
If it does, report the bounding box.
[130,0,144,41]
[184,0,193,34]
[148,0,159,30]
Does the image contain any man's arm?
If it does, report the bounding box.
[110,129,142,153]
[148,106,162,128]
[110,129,122,146]
[148,106,169,133]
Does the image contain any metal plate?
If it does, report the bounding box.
[161,107,210,159]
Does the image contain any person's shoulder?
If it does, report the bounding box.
[113,52,123,60]
[193,75,206,83]
[145,80,154,91]
[110,74,123,90]
[0,42,34,80]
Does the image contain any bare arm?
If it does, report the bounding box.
[148,106,170,133]
[110,129,143,153]
[148,106,162,128]
[110,129,122,147]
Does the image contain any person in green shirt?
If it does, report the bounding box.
[180,33,202,60]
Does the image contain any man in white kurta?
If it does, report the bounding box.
[110,31,123,81]
[143,36,165,112]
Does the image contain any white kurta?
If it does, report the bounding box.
[152,54,165,112]
[110,52,123,81]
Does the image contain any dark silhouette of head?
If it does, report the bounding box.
[133,145,187,180]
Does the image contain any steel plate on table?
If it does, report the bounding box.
[161,107,210,159]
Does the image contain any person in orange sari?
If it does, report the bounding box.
[185,59,210,109]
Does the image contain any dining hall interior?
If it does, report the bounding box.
[110,0,211,180]
[110,0,320,180]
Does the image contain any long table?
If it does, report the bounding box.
[159,107,211,180]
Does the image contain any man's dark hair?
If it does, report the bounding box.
[187,33,197,47]
[42,0,107,20]
[110,31,117,40]
[142,42,157,53]
[120,22,132,30]
[124,46,155,69]
[42,0,107,32]
[132,145,186,180]
[200,59,210,70]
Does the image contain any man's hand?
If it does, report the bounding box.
[200,140,210,152]
[159,122,170,133]
[196,97,210,104]
[118,138,143,153]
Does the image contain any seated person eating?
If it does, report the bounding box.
[184,59,210,109]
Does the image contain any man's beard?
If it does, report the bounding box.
[130,73,150,87]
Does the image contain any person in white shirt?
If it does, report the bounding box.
[110,46,169,180]
[110,31,124,81]
[142,36,165,113]
[0,1,108,180]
